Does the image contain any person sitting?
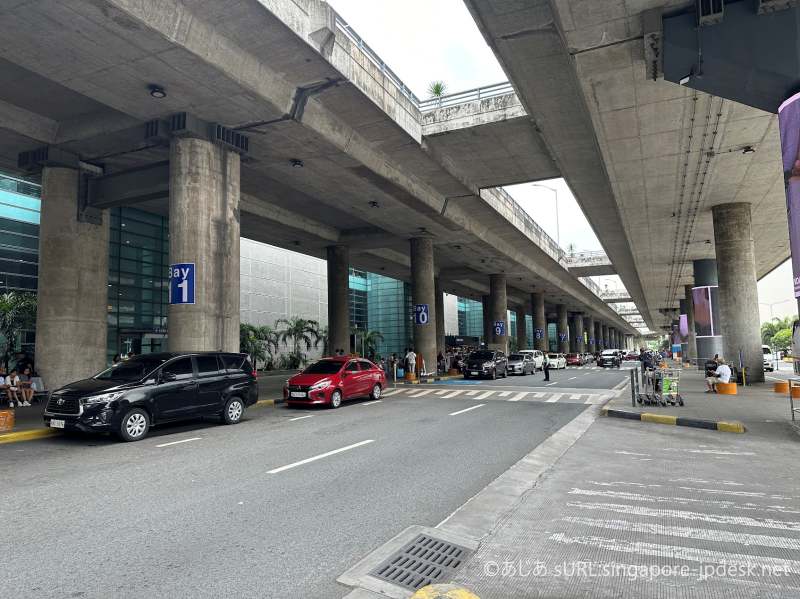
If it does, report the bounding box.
[6,369,24,406]
[705,359,731,393]
[18,366,34,404]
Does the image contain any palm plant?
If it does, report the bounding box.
[428,80,447,106]
[255,324,280,370]
[277,317,321,368]
[359,330,384,359]
[0,291,36,369]
[316,325,330,356]
[239,323,266,368]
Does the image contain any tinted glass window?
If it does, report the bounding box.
[302,360,342,374]
[358,360,374,371]
[469,351,494,360]
[95,356,167,381]
[763,347,772,355]
[220,354,251,373]
[196,355,221,377]
[163,357,194,380]
[509,354,524,360]
[345,361,360,372]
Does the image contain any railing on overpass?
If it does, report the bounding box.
[565,250,611,267]
[601,289,633,301]
[418,82,515,111]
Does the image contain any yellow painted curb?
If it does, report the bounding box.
[641,413,677,426]
[0,428,59,444]
[717,421,746,433]
[411,584,480,599]
[255,399,275,407]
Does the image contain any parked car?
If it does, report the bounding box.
[519,349,544,371]
[565,353,584,366]
[599,349,621,368]
[43,353,258,442]
[583,353,594,364]
[763,345,776,372]
[624,351,639,361]
[547,353,567,369]
[284,357,385,408]
[507,353,535,376]
[464,350,508,379]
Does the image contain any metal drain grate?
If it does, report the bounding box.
[369,534,472,591]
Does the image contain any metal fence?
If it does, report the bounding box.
[565,250,611,266]
[418,82,515,111]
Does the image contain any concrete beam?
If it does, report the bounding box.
[88,161,169,209]
[0,99,58,143]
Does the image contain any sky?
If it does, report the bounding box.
[328,0,796,325]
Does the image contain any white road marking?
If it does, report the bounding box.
[435,390,448,396]
[549,533,800,574]
[568,501,800,531]
[289,415,314,421]
[546,394,561,402]
[568,376,577,380]
[465,390,479,396]
[545,382,558,386]
[498,391,511,397]
[663,448,756,456]
[532,392,546,398]
[615,450,650,456]
[509,392,528,402]
[267,439,375,474]
[155,437,202,448]
[570,393,583,400]
[474,391,493,400]
[562,516,800,551]
[382,389,402,396]
[442,390,463,398]
[361,400,382,406]
[408,389,433,398]
[449,403,486,416]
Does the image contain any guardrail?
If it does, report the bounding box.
[565,250,611,266]
[0,173,40,197]
[418,82,515,111]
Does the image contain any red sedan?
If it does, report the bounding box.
[566,353,584,366]
[284,356,386,408]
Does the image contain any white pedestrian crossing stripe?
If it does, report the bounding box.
[382,386,611,405]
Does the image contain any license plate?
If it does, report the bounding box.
[290,391,306,398]
[49,419,65,429]
[471,371,479,376]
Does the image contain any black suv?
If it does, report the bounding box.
[43,352,258,442]
[463,349,508,379]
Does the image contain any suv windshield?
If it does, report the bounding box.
[469,351,494,360]
[602,350,616,355]
[302,360,343,375]
[95,356,168,381]
[509,354,524,360]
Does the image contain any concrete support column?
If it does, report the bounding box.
[532,293,547,352]
[35,167,109,390]
[168,137,240,352]
[573,314,585,353]
[712,203,764,383]
[435,278,445,358]
[516,306,528,351]
[482,295,491,344]
[410,237,436,375]
[488,274,507,352]
[586,316,596,353]
[601,324,609,349]
[557,304,569,354]
[326,245,349,357]
[684,284,697,365]
[594,321,602,351]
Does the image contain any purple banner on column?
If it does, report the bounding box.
[778,92,800,298]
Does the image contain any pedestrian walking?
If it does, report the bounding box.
[543,353,551,382]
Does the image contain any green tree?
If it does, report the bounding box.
[316,325,330,356]
[0,291,36,369]
[772,327,793,351]
[761,316,795,346]
[277,317,321,368]
[239,323,266,368]
[358,330,384,359]
[254,324,280,370]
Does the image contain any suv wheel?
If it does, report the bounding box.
[370,384,382,400]
[222,397,245,425]
[330,390,342,409]
[116,408,150,442]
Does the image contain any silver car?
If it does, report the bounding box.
[506,353,535,375]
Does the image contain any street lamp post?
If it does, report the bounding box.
[530,183,559,248]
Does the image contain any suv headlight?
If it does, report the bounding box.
[82,391,125,406]
[483,362,494,368]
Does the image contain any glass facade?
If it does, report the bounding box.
[457,297,483,338]
[366,272,411,359]
[348,269,368,332]
[107,207,169,361]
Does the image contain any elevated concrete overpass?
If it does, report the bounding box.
[462,0,795,382]
[0,0,637,387]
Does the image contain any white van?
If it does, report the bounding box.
[519,349,544,371]
[763,345,775,372]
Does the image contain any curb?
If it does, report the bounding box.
[602,407,745,433]
[255,398,284,407]
[396,374,465,385]
[0,428,59,444]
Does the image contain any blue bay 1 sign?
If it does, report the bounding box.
[169,263,195,305]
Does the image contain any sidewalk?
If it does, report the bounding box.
[605,365,796,435]
[448,400,800,597]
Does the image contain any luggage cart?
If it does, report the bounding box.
[652,367,683,406]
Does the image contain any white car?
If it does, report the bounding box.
[547,353,567,369]
[519,349,544,371]
[763,345,775,372]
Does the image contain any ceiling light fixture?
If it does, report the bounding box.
[369,201,379,208]
[290,159,304,168]
[148,84,167,99]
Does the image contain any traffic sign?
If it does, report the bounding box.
[494,320,505,336]
[169,263,195,305]
[414,303,429,325]
[534,328,544,340]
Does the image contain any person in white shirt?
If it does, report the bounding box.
[405,348,417,376]
[6,369,26,406]
[705,359,732,392]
